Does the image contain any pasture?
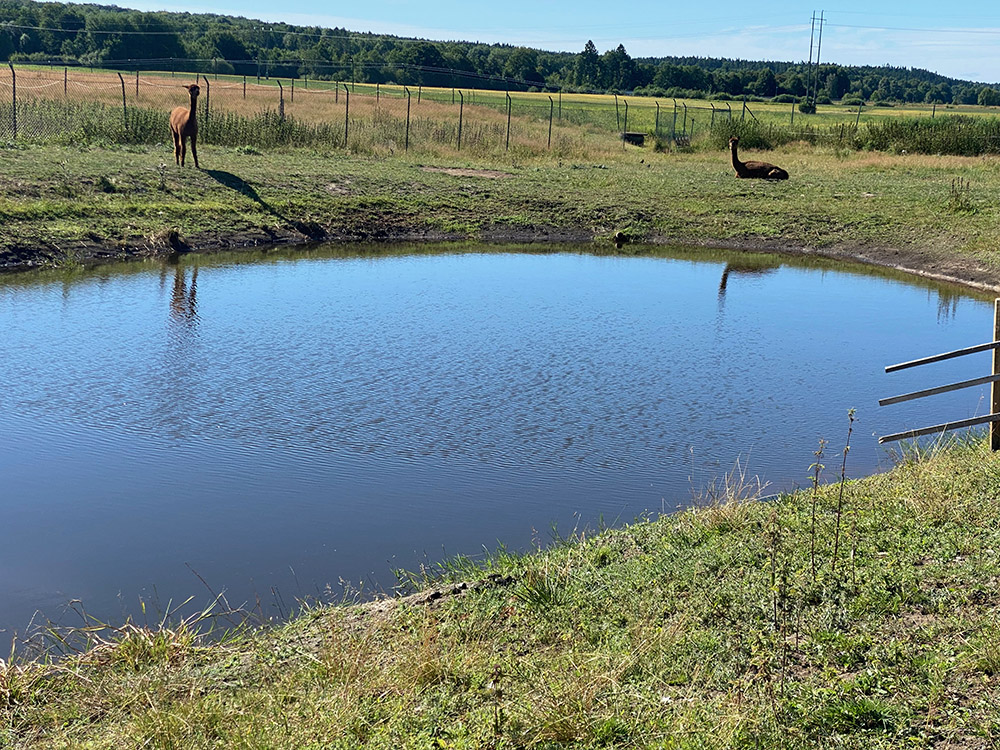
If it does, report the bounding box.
[5,64,1000,158]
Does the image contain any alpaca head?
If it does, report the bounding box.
[185,83,201,99]
[729,136,739,146]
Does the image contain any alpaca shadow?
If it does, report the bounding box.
[204,170,325,240]
[205,169,283,219]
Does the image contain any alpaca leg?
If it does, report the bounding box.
[190,134,198,169]
[179,136,187,167]
[172,130,181,165]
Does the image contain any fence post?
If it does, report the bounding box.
[672,99,678,139]
[277,79,284,120]
[548,95,553,148]
[9,63,16,141]
[742,96,747,121]
[655,100,660,135]
[855,103,863,128]
[376,82,379,105]
[418,85,421,103]
[343,84,349,148]
[992,299,1000,450]
[622,99,628,150]
[290,78,294,104]
[243,75,246,99]
[682,102,688,135]
[202,76,210,127]
[117,72,127,131]
[404,86,411,151]
[135,68,139,97]
[505,92,511,151]
[457,90,464,150]
[711,102,716,127]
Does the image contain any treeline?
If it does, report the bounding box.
[2,0,999,105]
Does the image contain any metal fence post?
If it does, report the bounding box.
[117,72,127,131]
[290,78,294,104]
[277,79,284,120]
[343,84,349,148]
[548,95,553,148]
[9,63,16,140]
[202,75,210,127]
[404,86,411,151]
[135,69,139,97]
[505,92,511,151]
[622,99,628,150]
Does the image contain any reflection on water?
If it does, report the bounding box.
[0,244,994,634]
[167,264,199,327]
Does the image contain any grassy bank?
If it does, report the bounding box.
[3,436,1000,748]
[4,141,1000,291]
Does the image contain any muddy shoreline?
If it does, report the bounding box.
[3,225,998,296]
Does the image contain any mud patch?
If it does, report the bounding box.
[421,167,512,179]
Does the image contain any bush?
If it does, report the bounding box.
[772,94,798,103]
[842,97,865,107]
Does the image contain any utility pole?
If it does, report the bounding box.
[810,11,825,108]
[804,12,816,107]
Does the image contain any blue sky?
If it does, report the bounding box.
[119,0,1000,83]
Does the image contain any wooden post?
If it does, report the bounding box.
[992,298,1000,449]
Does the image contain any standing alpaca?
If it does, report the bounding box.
[728,136,788,180]
[170,83,200,168]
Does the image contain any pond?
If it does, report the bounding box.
[0,244,994,635]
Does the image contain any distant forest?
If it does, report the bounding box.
[3,0,1000,106]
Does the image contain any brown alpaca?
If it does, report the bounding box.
[170,83,200,168]
[729,136,788,180]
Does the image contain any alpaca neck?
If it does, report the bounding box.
[730,143,743,171]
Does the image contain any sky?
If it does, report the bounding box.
[111,0,1000,83]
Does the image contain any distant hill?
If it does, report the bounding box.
[1,0,997,104]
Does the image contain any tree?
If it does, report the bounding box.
[751,68,777,97]
[978,87,1000,107]
[575,40,600,88]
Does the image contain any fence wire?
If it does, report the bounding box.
[0,64,705,153]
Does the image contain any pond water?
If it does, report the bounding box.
[0,244,994,635]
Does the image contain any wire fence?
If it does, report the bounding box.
[0,62,728,154]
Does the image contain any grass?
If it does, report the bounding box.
[5,141,1000,284]
[3,434,1000,747]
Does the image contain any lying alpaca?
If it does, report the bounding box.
[170,83,200,168]
[728,136,788,180]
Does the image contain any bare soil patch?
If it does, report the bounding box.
[419,166,512,179]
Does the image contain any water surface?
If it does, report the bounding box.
[0,244,993,633]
